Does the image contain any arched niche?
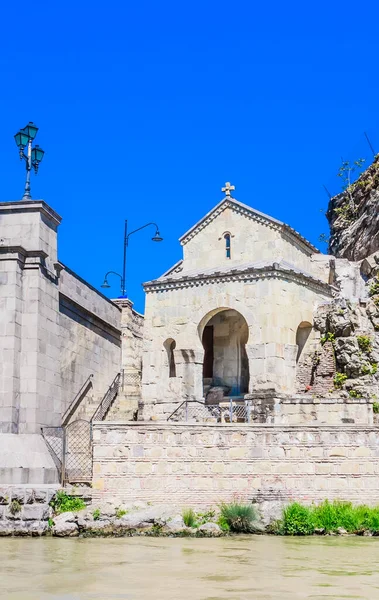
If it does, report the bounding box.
[199,308,250,396]
[296,321,313,362]
[163,338,176,378]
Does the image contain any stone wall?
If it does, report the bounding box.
[92,422,379,508]
[59,266,121,414]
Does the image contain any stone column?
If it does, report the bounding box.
[112,298,144,418]
[174,348,204,401]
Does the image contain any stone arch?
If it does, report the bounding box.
[163,338,176,378]
[199,308,250,397]
[296,321,313,362]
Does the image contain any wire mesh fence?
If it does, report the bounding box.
[167,400,252,423]
[41,419,92,486]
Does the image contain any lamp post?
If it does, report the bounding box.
[14,122,45,200]
[101,220,163,297]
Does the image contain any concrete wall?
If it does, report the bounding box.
[92,422,379,508]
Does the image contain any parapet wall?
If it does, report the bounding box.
[92,422,379,508]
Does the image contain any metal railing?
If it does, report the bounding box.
[167,399,252,423]
[91,372,121,421]
[61,374,94,427]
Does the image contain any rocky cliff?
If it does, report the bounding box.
[327,157,379,260]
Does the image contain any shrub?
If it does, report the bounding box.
[282,503,314,536]
[182,508,197,528]
[373,402,379,414]
[369,279,379,297]
[349,390,362,398]
[357,335,373,353]
[9,499,22,515]
[196,509,216,525]
[217,514,230,532]
[115,508,127,518]
[334,372,347,389]
[92,508,101,520]
[219,502,258,533]
[321,332,335,345]
[50,491,86,514]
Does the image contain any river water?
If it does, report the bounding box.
[1,536,379,599]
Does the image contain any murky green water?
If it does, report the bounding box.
[1,536,379,599]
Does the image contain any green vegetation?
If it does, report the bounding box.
[182,508,197,528]
[373,402,379,414]
[219,502,258,533]
[282,503,314,535]
[361,362,377,376]
[334,372,347,389]
[278,500,379,535]
[349,390,362,398]
[369,279,379,297]
[9,499,22,515]
[115,508,127,518]
[48,517,54,529]
[357,335,373,353]
[196,509,216,525]
[217,514,230,532]
[50,491,86,514]
[92,508,101,520]
[320,332,335,345]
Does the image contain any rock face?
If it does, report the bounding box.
[327,157,379,260]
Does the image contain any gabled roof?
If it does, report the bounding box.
[178,197,319,255]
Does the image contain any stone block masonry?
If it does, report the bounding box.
[92,422,379,509]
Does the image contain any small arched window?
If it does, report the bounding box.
[224,233,231,259]
[164,339,176,378]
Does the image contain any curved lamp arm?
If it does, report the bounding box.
[126,222,160,243]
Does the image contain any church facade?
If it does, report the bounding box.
[140,184,335,419]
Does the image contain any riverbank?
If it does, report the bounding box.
[2,488,379,538]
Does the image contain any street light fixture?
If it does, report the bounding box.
[14,122,45,200]
[101,220,163,298]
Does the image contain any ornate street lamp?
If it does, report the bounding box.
[14,122,45,200]
[101,220,163,297]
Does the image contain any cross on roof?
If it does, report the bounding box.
[222,182,235,197]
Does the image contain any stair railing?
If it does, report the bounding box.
[61,374,94,427]
[91,373,121,422]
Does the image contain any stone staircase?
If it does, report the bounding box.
[104,392,139,421]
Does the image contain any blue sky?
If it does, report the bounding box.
[1,0,378,312]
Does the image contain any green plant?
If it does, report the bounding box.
[219,502,258,533]
[9,499,22,515]
[196,509,216,525]
[92,508,101,520]
[282,503,314,535]
[373,402,379,414]
[357,335,373,353]
[182,508,197,528]
[337,158,366,213]
[321,332,335,345]
[334,372,347,389]
[50,491,86,514]
[349,390,362,398]
[48,517,54,529]
[115,508,127,518]
[217,514,230,532]
[318,233,329,245]
[369,279,379,297]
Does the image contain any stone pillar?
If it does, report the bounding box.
[0,200,62,483]
[111,298,144,418]
[174,348,204,401]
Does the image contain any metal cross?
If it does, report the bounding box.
[222,182,235,197]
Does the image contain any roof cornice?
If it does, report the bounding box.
[144,262,335,297]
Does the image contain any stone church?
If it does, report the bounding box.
[140,183,335,419]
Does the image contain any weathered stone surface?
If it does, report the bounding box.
[197,522,222,536]
[22,504,50,521]
[327,157,379,261]
[52,511,78,537]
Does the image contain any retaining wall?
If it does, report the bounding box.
[92,422,379,508]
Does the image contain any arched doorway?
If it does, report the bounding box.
[200,309,249,397]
